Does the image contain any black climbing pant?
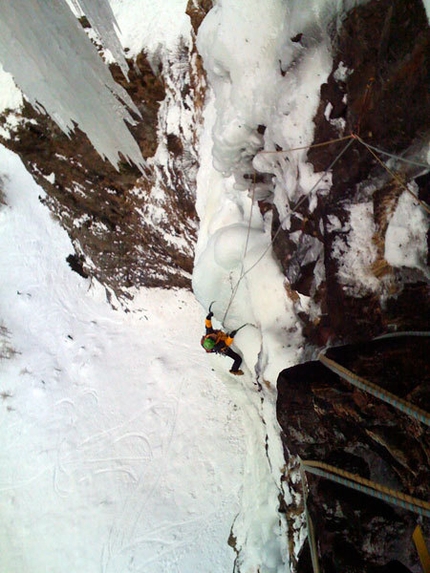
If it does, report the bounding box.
[223,347,242,372]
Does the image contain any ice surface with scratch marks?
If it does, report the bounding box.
[0,0,144,170]
[0,145,244,572]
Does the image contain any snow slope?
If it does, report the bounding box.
[0,145,245,572]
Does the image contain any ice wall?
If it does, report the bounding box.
[69,0,130,77]
[0,0,145,171]
[196,0,287,179]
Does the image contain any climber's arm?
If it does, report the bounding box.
[224,330,237,347]
[205,311,214,334]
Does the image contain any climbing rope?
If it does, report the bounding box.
[318,352,430,427]
[358,140,430,170]
[413,525,430,573]
[246,137,354,272]
[299,455,430,573]
[299,464,321,573]
[301,459,430,519]
[222,136,355,323]
[298,333,430,569]
[373,331,430,340]
[257,134,354,156]
[221,127,430,323]
[222,186,256,324]
[301,339,430,569]
[354,134,430,215]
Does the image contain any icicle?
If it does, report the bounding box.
[0,0,145,172]
[71,0,130,79]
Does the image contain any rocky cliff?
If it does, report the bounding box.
[276,1,430,571]
[278,335,429,572]
[0,2,211,300]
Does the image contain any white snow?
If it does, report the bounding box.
[0,145,245,572]
[0,64,23,115]
[332,202,380,295]
[197,0,287,178]
[333,61,352,83]
[385,189,430,277]
[110,0,191,59]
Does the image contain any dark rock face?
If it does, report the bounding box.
[277,335,430,572]
[276,1,430,570]
[272,0,430,345]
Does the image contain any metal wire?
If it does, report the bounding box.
[221,137,355,323]
[319,353,430,427]
[302,459,430,519]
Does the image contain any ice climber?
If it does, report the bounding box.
[201,306,244,375]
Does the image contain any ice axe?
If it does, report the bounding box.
[229,323,252,336]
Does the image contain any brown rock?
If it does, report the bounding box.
[277,335,430,572]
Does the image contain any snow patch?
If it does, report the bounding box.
[385,189,429,276]
[0,64,23,114]
[333,60,352,82]
[332,202,380,295]
[110,0,191,58]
